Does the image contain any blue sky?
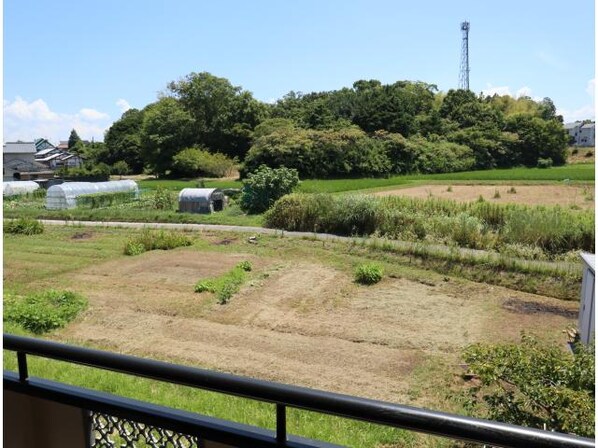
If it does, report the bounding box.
[3,0,595,142]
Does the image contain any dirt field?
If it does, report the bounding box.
[59,247,578,405]
[373,184,595,209]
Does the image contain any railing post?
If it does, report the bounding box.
[17,351,28,383]
[276,404,286,445]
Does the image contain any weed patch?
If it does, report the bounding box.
[4,218,44,235]
[4,290,87,334]
[355,263,383,285]
[124,229,193,255]
[195,261,252,304]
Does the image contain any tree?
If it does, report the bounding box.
[140,98,195,176]
[505,113,569,166]
[104,109,145,173]
[167,72,267,159]
[112,160,130,179]
[68,129,82,149]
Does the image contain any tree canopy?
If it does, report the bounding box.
[100,71,569,178]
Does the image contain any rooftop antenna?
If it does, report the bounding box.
[459,21,470,90]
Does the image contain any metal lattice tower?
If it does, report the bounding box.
[459,21,470,90]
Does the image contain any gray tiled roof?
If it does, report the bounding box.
[3,142,36,154]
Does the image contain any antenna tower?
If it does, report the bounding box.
[459,21,470,90]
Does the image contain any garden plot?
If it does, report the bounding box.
[57,248,577,404]
[373,184,594,209]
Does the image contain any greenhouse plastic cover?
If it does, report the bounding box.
[178,188,221,204]
[46,180,138,209]
[3,181,40,196]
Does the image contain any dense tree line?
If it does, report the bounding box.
[94,71,568,178]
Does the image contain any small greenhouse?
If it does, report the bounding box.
[45,180,139,210]
[3,181,40,197]
[178,188,225,214]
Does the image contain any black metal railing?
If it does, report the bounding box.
[3,334,595,448]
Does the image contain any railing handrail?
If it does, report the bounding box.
[4,333,595,448]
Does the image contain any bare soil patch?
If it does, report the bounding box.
[373,184,594,209]
[71,232,94,240]
[59,250,577,404]
[502,297,578,318]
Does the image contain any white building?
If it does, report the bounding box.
[564,121,595,147]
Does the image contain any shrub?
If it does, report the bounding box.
[4,218,44,235]
[124,229,192,255]
[585,150,593,158]
[240,165,300,214]
[4,290,87,334]
[537,157,554,169]
[463,334,594,437]
[354,263,383,285]
[172,147,237,178]
[151,186,176,210]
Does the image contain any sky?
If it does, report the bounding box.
[2,0,595,143]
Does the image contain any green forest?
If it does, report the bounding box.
[77,72,569,179]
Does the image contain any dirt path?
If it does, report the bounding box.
[59,249,578,404]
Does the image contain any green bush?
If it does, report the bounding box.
[537,157,554,169]
[124,229,193,255]
[4,290,87,334]
[151,186,176,210]
[172,147,237,178]
[463,334,594,437]
[4,218,44,235]
[354,263,383,285]
[240,165,300,214]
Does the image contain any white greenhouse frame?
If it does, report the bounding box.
[45,180,139,210]
[3,181,40,197]
[178,188,225,214]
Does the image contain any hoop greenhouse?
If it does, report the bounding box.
[178,188,225,214]
[3,181,40,197]
[45,180,139,210]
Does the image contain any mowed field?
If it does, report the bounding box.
[4,226,578,409]
[373,184,595,209]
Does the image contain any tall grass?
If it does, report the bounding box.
[264,194,595,256]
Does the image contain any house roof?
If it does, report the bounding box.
[35,147,60,157]
[36,153,63,162]
[564,122,582,129]
[581,123,595,129]
[3,142,37,154]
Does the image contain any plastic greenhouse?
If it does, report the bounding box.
[3,181,40,197]
[178,188,225,214]
[45,180,139,210]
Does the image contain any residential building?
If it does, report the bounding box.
[564,121,595,146]
[3,141,48,180]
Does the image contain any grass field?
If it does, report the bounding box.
[136,164,594,194]
[4,226,579,447]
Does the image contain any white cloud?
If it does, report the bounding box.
[481,85,512,97]
[557,78,595,123]
[80,108,110,121]
[481,84,540,101]
[116,98,132,113]
[3,97,112,143]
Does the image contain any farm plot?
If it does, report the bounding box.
[373,184,595,209]
[4,226,578,408]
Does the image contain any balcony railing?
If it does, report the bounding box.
[3,333,595,448]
